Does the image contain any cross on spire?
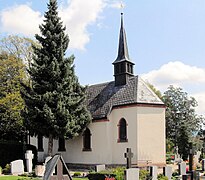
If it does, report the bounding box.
[120,1,125,13]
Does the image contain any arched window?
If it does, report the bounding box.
[118,118,128,142]
[58,137,66,151]
[37,135,44,152]
[83,128,92,151]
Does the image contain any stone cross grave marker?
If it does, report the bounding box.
[124,148,133,169]
[25,150,34,173]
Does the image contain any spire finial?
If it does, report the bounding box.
[120,1,125,14]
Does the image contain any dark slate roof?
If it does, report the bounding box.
[86,76,164,120]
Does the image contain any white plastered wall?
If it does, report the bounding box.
[30,105,165,165]
[137,106,166,164]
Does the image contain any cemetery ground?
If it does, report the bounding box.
[0,176,88,180]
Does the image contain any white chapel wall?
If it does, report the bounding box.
[137,106,166,164]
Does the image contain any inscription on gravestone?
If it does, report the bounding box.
[124,148,133,169]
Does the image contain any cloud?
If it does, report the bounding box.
[141,61,205,115]
[59,0,106,49]
[0,4,43,36]
[141,61,205,91]
[0,0,106,50]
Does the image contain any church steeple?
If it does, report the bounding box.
[113,13,134,86]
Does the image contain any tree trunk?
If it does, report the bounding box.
[48,134,53,156]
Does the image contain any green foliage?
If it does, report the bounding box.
[139,169,150,180]
[3,164,11,174]
[157,174,168,180]
[73,172,81,177]
[0,54,27,141]
[166,138,175,154]
[163,85,204,160]
[112,167,125,180]
[0,35,38,69]
[21,0,91,155]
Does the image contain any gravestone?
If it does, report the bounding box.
[35,165,45,177]
[124,148,133,169]
[179,162,186,176]
[43,154,72,180]
[150,166,158,180]
[25,150,34,173]
[202,159,205,171]
[174,146,181,163]
[163,166,172,180]
[125,168,139,180]
[95,164,105,172]
[11,159,24,175]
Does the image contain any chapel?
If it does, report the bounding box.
[30,13,166,167]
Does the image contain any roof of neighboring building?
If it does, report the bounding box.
[86,76,164,120]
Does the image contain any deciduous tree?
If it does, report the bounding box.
[0,53,27,141]
[163,85,203,159]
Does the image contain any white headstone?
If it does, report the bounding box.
[163,166,172,180]
[179,162,186,176]
[95,164,105,172]
[11,159,24,175]
[150,166,158,180]
[25,150,34,173]
[125,168,139,180]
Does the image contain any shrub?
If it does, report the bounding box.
[87,171,116,180]
[2,164,11,174]
[112,167,125,180]
[157,174,168,180]
[73,172,81,177]
[139,169,150,180]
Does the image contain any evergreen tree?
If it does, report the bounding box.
[21,0,91,155]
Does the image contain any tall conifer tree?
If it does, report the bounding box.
[21,0,91,155]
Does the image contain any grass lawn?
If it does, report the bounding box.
[0,176,40,180]
[0,176,88,180]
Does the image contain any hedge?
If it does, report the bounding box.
[0,140,37,169]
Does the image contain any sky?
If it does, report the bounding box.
[0,0,205,116]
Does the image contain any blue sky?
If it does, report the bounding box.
[1,0,205,115]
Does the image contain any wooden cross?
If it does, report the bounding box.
[124,148,133,169]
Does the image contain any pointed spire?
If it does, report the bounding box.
[113,12,135,86]
[113,13,130,63]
